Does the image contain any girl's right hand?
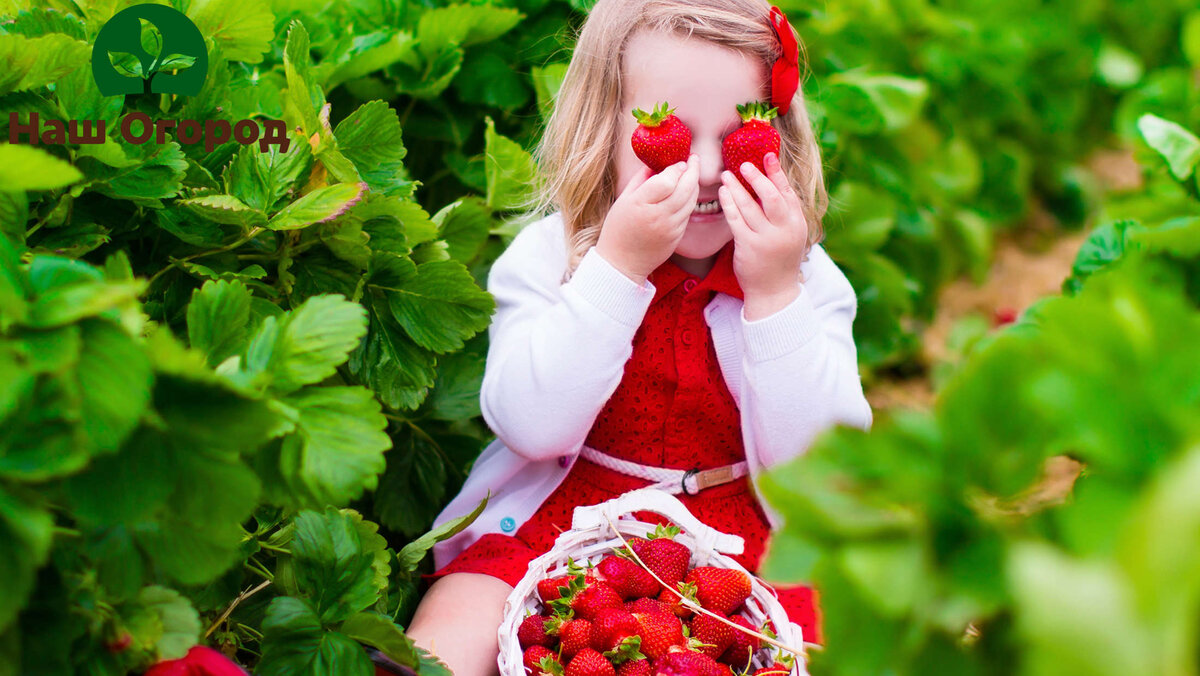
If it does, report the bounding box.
[595,154,700,284]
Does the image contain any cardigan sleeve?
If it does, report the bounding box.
[479,220,656,462]
[737,244,874,469]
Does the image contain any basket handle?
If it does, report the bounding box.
[570,488,745,556]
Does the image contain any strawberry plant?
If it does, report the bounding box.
[756,116,1200,674]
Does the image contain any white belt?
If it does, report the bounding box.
[578,445,749,496]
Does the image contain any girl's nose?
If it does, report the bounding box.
[693,137,724,186]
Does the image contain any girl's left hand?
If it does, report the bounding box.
[718,152,810,317]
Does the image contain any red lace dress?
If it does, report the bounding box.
[423,241,822,644]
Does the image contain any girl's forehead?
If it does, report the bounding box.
[621,31,767,126]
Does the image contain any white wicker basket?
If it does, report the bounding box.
[497,488,810,676]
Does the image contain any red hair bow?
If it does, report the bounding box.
[769,6,800,115]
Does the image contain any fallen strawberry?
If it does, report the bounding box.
[631,102,692,173]
[721,101,781,193]
[684,567,752,616]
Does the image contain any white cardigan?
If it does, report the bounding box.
[430,212,873,570]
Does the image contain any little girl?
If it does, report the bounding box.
[406,1,873,674]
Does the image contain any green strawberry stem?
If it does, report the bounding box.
[598,513,807,662]
[735,101,779,123]
[632,101,676,127]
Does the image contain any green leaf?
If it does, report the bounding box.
[64,426,175,526]
[267,183,367,231]
[1182,11,1200,67]
[823,182,897,257]
[27,279,145,328]
[0,487,54,634]
[427,349,484,420]
[1095,41,1142,89]
[246,294,368,395]
[177,194,268,228]
[347,286,437,410]
[0,191,29,252]
[108,50,144,78]
[155,54,195,72]
[453,48,531,111]
[0,144,83,191]
[0,33,90,95]
[379,258,494,354]
[224,141,314,214]
[277,386,391,507]
[282,20,323,138]
[138,17,162,59]
[334,101,411,197]
[392,47,462,99]
[416,5,522,61]
[188,279,253,368]
[531,62,568,119]
[86,139,189,207]
[826,73,930,134]
[432,196,492,262]
[288,508,387,623]
[484,117,538,211]
[1136,114,1200,180]
[259,597,373,676]
[188,0,274,63]
[1,7,86,40]
[340,612,418,667]
[396,495,488,571]
[130,586,201,660]
[315,30,418,93]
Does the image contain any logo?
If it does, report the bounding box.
[91,5,208,97]
[9,4,289,153]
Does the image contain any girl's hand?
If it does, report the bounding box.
[596,155,700,284]
[718,152,810,320]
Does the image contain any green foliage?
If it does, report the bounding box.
[760,118,1200,674]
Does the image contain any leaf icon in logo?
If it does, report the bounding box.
[155,54,196,73]
[108,51,145,79]
[139,17,162,59]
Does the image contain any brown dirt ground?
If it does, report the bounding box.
[863,148,1143,418]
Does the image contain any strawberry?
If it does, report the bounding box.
[651,648,721,676]
[524,646,563,676]
[718,615,761,670]
[631,611,687,660]
[566,648,617,676]
[657,581,699,620]
[751,662,791,676]
[598,553,660,599]
[519,614,556,649]
[625,597,671,616]
[571,581,625,621]
[617,658,652,676]
[721,101,781,193]
[539,574,579,604]
[558,619,594,661]
[591,608,642,652]
[629,525,690,592]
[631,102,692,173]
[687,612,735,660]
[684,567,752,616]
[714,664,734,676]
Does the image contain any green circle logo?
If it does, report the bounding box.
[91,5,208,97]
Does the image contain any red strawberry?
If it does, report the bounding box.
[993,306,1018,327]
[657,581,699,620]
[625,597,671,616]
[684,567,752,616]
[751,662,791,676]
[652,648,721,676]
[718,615,762,670]
[688,612,735,660]
[567,648,617,676]
[631,102,692,173]
[539,574,578,604]
[572,581,625,621]
[519,614,556,649]
[630,526,690,592]
[631,611,687,659]
[721,101,781,193]
[713,664,734,676]
[598,553,660,599]
[558,619,594,661]
[524,645,563,676]
[618,658,652,676]
[591,608,642,652]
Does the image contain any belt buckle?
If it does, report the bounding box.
[682,466,735,495]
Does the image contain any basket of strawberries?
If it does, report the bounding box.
[497,488,808,676]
